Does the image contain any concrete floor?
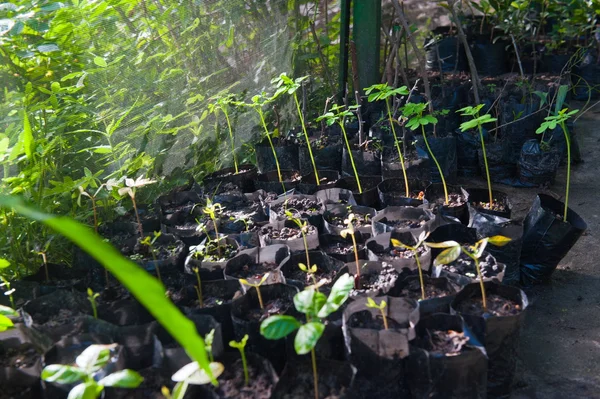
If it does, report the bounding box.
[459,101,600,398]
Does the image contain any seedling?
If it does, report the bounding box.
[0,304,17,332]
[426,235,511,312]
[273,73,320,183]
[0,258,15,310]
[340,213,361,288]
[229,334,250,386]
[261,273,354,399]
[170,361,225,399]
[365,297,388,330]
[118,176,157,237]
[365,83,411,197]
[87,288,100,319]
[285,209,312,268]
[536,108,579,221]
[298,262,319,288]
[140,231,163,283]
[205,329,216,363]
[41,344,143,398]
[457,105,498,208]
[403,102,449,204]
[209,93,239,174]
[192,266,203,308]
[391,231,430,301]
[317,104,363,193]
[203,199,224,256]
[239,273,270,309]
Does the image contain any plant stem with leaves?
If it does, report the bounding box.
[366,297,388,330]
[229,335,250,386]
[391,231,429,301]
[240,273,270,309]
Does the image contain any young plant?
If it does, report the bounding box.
[536,108,579,222]
[87,288,100,319]
[260,273,354,399]
[239,273,270,310]
[273,73,320,183]
[203,198,224,256]
[140,231,163,283]
[285,209,312,268]
[229,334,250,386]
[0,304,17,332]
[340,213,361,288]
[457,105,498,207]
[117,176,157,237]
[298,263,319,289]
[391,231,430,301]
[41,344,143,398]
[317,104,363,193]
[170,362,225,399]
[205,329,216,363]
[209,93,239,174]
[192,266,203,308]
[426,235,511,312]
[239,93,283,183]
[0,258,15,310]
[365,297,388,330]
[402,102,449,204]
[365,83,411,196]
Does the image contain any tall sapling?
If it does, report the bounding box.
[210,93,239,173]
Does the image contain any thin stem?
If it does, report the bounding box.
[91,299,98,319]
[131,195,144,237]
[478,124,494,207]
[256,286,264,309]
[194,269,203,308]
[351,233,361,288]
[302,231,311,273]
[311,348,319,399]
[240,349,249,386]
[150,245,162,283]
[223,110,238,174]
[510,34,525,79]
[91,197,98,234]
[386,100,410,197]
[212,216,222,258]
[257,109,283,183]
[421,126,448,204]
[295,94,320,183]
[9,293,15,311]
[41,253,49,282]
[561,121,571,222]
[474,257,487,311]
[339,123,362,193]
[414,248,425,301]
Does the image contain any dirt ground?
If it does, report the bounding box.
[457,101,600,399]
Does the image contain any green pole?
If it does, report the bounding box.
[338,0,351,104]
[352,0,381,95]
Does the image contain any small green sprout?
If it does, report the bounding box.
[205,329,215,363]
[87,288,100,319]
[140,231,163,283]
[0,304,17,332]
[261,273,354,399]
[317,104,363,193]
[536,107,579,221]
[192,266,203,308]
[340,213,361,288]
[203,199,224,256]
[0,258,15,310]
[285,208,312,269]
[365,297,388,330]
[458,104,498,208]
[118,176,157,237]
[170,361,225,398]
[298,262,319,288]
[229,334,250,386]
[426,235,511,312]
[41,344,143,398]
[391,231,430,301]
[239,273,270,309]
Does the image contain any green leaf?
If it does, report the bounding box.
[434,246,462,266]
[293,289,326,316]
[390,238,411,250]
[22,112,33,159]
[93,57,107,68]
[294,322,325,355]
[0,305,18,317]
[317,273,354,318]
[67,381,103,399]
[260,315,300,340]
[76,344,112,372]
[171,362,224,385]
[0,314,14,331]
[487,235,511,247]
[98,370,144,388]
[425,240,460,248]
[41,365,87,384]
[0,259,9,268]
[0,196,216,384]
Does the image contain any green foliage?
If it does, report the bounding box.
[391,231,429,301]
[229,335,250,386]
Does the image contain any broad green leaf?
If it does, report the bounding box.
[317,273,354,318]
[390,238,411,250]
[98,369,144,388]
[434,246,462,266]
[0,197,215,384]
[0,314,14,331]
[67,382,102,399]
[0,259,9,268]
[0,304,18,316]
[293,289,326,316]
[171,362,224,385]
[76,344,113,372]
[22,112,33,159]
[294,322,325,355]
[425,240,460,248]
[487,235,511,247]
[41,364,87,384]
[93,57,107,68]
[260,315,300,340]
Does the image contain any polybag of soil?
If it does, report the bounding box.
[517,139,561,187]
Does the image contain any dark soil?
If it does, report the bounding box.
[398,279,452,300]
[228,262,279,280]
[473,200,509,213]
[270,197,322,217]
[210,168,252,179]
[194,241,237,262]
[347,309,403,330]
[209,358,274,399]
[353,263,398,294]
[285,265,337,287]
[440,253,503,280]
[457,294,522,317]
[433,193,466,208]
[327,212,371,228]
[275,367,352,399]
[205,181,244,197]
[419,329,470,355]
[378,217,428,229]
[260,225,317,240]
[0,346,38,369]
[245,297,292,323]
[321,241,362,257]
[375,245,427,262]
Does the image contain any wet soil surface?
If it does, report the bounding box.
[440,253,503,280]
[246,297,292,323]
[378,217,429,229]
[228,262,279,280]
[457,294,522,317]
[260,225,317,240]
[321,241,362,257]
[398,279,452,300]
[353,263,398,294]
[209,358,274,399]
[375,245,427,262]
